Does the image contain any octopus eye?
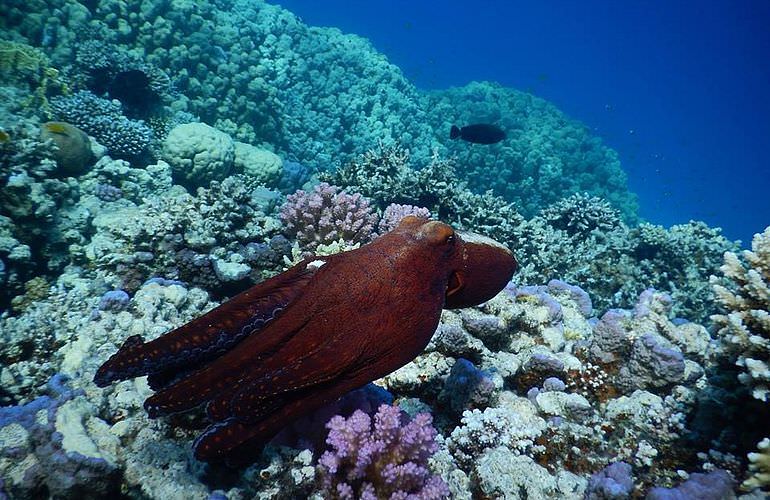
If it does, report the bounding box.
[445,233,455,245]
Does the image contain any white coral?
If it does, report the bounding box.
[447,401,546,468]
[744,437,770,492]
[711,226,770,402]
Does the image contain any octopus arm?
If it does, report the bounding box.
[93,261,317,388]
[206,329,365,423]
[142,312,315,418]
[192,336,418,465]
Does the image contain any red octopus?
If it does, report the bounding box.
[94,216,517,465]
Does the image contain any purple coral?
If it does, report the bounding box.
[97,289,130,312]
[547,279,593,317]
[0,375,118,497]
[280,183,378,251]
[585,461,634,499]
[317,404,449,499]
[646,469,734,500]
[378,203,431,234]
[438,358,499,416]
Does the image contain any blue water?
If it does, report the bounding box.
[279,0,770,244]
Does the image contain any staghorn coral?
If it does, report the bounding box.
[279,182,378,252]
[711,226,770,402]
[316,403,449,499]
[539,192,622,237]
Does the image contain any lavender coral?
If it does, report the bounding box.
[280,182,378,251]
[316,404,449,499]
[378,203,431,234]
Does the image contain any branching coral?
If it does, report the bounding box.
[279,182,378,252]
[50,91,153,159]
[744,437,770,492]
[316,404,449,499]
[540,192,622,237]
[711,227,770,493]
[378,203,431,234]
[711,226,770,402]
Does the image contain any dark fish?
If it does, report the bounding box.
[450,123,506,144]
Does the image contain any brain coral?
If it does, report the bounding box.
[233,141,283,187]
[162,122,234,188]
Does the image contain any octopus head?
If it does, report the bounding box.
[395,216,518,309]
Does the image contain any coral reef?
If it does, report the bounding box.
[323,143,524,245]
[423,81,639,221]
[85,171,283,292]
[514,216,737,323]
[4,0,638,217]
[0,0,763,497]
[540,192,622,237]
[0,376,120,498]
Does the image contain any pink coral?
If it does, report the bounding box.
[280,183,378,251]
[317,404,449,499]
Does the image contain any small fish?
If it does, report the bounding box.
[450,123,506,145]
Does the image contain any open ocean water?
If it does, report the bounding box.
[1,1,769,498]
